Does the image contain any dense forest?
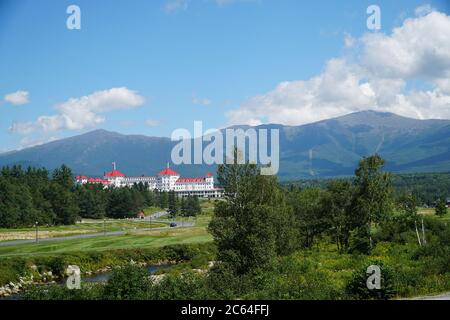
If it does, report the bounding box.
[0,161,448,230]
[0,165,200,228]
[285,172,450,206]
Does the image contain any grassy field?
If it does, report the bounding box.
[0,200,216,257]
[0,227,212,257]
[418,207,450,220]
[0,219,167,242]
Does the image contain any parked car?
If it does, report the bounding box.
[170,222,177,228]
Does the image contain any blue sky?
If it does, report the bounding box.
[1,0,450,151]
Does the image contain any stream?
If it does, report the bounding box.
[0,264,172,300]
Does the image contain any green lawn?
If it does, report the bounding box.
[418,207,450,221]
[0,219,167,242]
[0,227,212,257]
[0,203,215,257]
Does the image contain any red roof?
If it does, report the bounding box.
[87,177,109,184]
[158,167,179,176]
[104,169,125,177]
[177,178,206,183]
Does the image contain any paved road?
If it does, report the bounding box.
[0,211,194,247]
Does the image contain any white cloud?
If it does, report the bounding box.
[227,9,450,126]
[361,11,450,83]
[4,90,29,105]
[11,87,145,134]
[18,136,58,149]
[145,119,160,127]
[415,4,435,17]
[344,33,355,48]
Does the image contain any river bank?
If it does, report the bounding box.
[0,261,175,298]
[0,242,216,298]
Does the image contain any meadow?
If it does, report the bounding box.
[0,201,215,258]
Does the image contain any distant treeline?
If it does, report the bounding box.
[0,165,200,228]
[284,172,450,206]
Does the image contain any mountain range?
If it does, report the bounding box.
[1,111,449,180]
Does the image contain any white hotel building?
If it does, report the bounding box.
[75,164,223,198]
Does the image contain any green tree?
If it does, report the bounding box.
[76,184,107,219]
[350,154,394,253]
[208,150,295,275]
[182,196,202,218]
[289,188,327,248]
[168,191,179,218]
[46,183,79,225]
[435,198,448,216]
[103,264,152,300]
[158,191,169,209]
[52,165,74,191]
[107,188,137,219]
[325,180,355,252]
[0,177,38,228]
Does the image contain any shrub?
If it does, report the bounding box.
[345,261,397,300]
[103,264,152,300]
[150,271,211,300]
[23,283,103,300]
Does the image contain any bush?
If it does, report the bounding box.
[23,283,103,300]
[102,264,152,300]
[150,271,211,300]
[345,261,397,300]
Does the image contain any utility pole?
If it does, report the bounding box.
[35,221,39,243]
[103,217,106,236]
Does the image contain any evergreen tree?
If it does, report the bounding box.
[435,198,448,216]
[168,191,179,218]
[180,197,188,217]
[76,184,107,219]
[158,191,169,209]
[107,187,138,219]
[52,165,74,191]
[46,183,79,225]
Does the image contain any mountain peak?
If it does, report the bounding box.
[81,129,122,137]
[328,110,447,131]
[0,111,449,179]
